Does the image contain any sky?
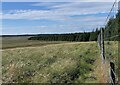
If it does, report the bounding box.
[0,1,118,35]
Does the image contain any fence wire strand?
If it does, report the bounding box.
[98,0,119,84]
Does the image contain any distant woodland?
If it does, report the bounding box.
[28,10,119,41]
[2,11,119,42]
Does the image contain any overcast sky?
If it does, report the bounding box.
[1,1,118,35]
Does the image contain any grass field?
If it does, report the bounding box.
[1,37,118,83]
[2,42,104,83]
[1,37,68,49]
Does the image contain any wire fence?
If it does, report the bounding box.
[98,0,119,84]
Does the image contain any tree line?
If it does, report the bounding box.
[104,9,120,41]
[28,10,120,41]
[28,30,100,42]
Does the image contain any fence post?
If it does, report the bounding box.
[101,28,105,62]
[98,33,101,49]
[110,62,115,85]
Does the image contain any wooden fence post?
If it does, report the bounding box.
[101,28,105,62]
[110,62,115,85]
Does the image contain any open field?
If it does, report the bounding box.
[1,37,118,83]
[1,42,105,83]
[1,37,69,49]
